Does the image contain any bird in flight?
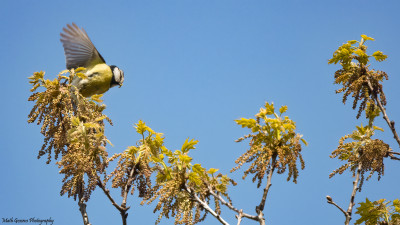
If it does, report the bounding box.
[60,23,124,97]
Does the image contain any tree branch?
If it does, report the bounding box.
[326,196,347,217]
[208,188,258,221]
[119,164,140,225]
[366,78,400,148]
[77,184,91,225]
[96,177,129,225]
[78,197,91,225]
[184,185,230,225]
[326,161,362,225]
[121,164,139,208]
[97,177,126,212]
[236,210,243,225]
[388,151,400,160]
[257,155,276,212]
[254,154,277,225]
[344,162,362,225]
[96,163,139,225]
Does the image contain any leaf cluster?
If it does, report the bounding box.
[329,35,388,119]
[28,69,112,201]
[59,115,109,201]
[232,102,307,187]
[28,70,74,163]
[105,120,160,200]
[133,121,235,225]
[355,198,400,225]
[329,123,390,191]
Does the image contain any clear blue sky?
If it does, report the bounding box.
[1,1,400,225]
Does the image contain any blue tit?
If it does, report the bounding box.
[60,23,124,97]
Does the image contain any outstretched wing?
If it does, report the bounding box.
[60,23,106,69]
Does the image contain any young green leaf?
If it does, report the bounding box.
[181,138,199,153]
[71,116,80,126]
[265,102,275,115]
[373,126,384,132]
[179,155,192,164]
[235,118,257,128]
[372,51,388,62]
[348,40,358,44]
[188,172,202,186]
[355,198,380,225]
[192,164,205,174]
[361,34,375,41]
[207,168,219,174]
[135,120,148,135]
[354,49,367,57]
[279,105,288,114]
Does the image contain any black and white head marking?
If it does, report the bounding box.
[110,65,124,88]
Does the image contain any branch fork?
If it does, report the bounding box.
[327,162,362,225]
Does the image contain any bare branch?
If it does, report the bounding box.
[327,161,362,225]
[97,176,129,225]
[366,78,400,149]
[97,177,127,212]
[257,155,277,212]
[387,151,400,160]
[77,185,91,225]
[185,185,230,225]
[208,188,258,221]
[345,162,362,225]
[256,211,265,225]
[78,197,91,225]
[326,196,347,217]
[389,154,400,161]
[236,210,243,225]
[121,164,139,208]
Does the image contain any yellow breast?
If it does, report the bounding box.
[77,64,113,97]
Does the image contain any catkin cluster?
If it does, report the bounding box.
[28,70,112,201]
[334,67,388,119]
[330,129,390,191]
[232,103,306,187]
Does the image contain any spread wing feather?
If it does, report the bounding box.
[60,23,105,69]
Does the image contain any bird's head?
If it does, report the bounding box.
[110,65,124,88]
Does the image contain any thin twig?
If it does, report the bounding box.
[388,151,400,160]
[120,164,139,225]
[77,185,91,225]
[254,154,277,225]
[345,162,362,225]
[208,188,258,221]
[326,196,347,217]
[388,153,400,161]
[97,177,127,212]
[185,185,230,225]
[122,164,139,208]
[236,210,243,225]
[257,155,276,212]
[326,161,362,225]
[97,177,130,225]
[365,78,400,148]
[78,197,91,225]
[97,163,138,225]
